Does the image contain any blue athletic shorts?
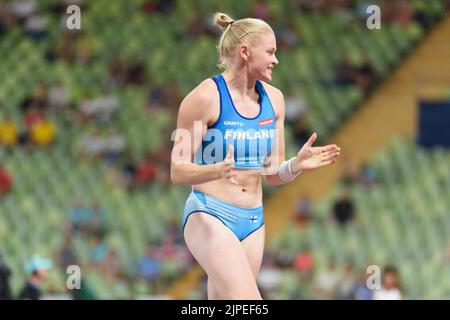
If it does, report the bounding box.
[182,189,264,241]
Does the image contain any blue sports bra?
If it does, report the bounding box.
[194,74,276,169]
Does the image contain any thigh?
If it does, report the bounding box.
[184,212,261,299]
[241,225,265,278]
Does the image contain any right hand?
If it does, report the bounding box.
[217,145,239,185]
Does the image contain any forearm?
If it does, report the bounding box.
[171,162,221,185]
[263,173,288,186]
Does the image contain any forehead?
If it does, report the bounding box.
[254,31,277,48]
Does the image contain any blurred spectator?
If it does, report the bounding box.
[257,253,282,299]
[19,254,53,300]
[56,234,77,270]
[48,81,69,112]
[277,22,300,50]
[25,13,48,41]
[103,129,126,163]
[155,163,171,187]
[89,233,109,269]
[274,246,294,269]
[24,107,44,131]
[75,36,93,64]
[335,57,358,87]
[312,259,342,299]
[135,153,157,188]
[21,83,49,113]
[331,189,356,226]
[252,0,271,21]
[50,29,78,62]
[126,57,147,86]
[12,0,36,22]
[87,201,109,237]
[68,198,92,234]
[293,196,312,229]
[78,128,104,161]
[0,163,13,196]
[0,251,13,300]
[186,12,216,38]
[141,0,175,14]
[352,268,374,300]
[293,245,314,279]
[101,249,124,284]
[30,117,57,146]
[373,265,403,300]
[358,162,378,187]
[0,115,19,148]
[147,85,166,112]
[120,153,138,191]
[355,55,376,95]
[336,262,357,299]
[69,199,108,237]
[78,92,119,124]
[160,232,192,271]
[166,217,185,246]
[137,243,162,293]
[106,58,127,89]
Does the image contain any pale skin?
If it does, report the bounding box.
[171,30,341,299]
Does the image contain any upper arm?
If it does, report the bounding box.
[171,79,219,165]
[262,83,286,168]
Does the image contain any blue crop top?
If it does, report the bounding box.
[194,74,276,169]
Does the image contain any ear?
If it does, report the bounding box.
[239,43,250,62]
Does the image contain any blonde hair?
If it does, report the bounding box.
[213,12,273,70]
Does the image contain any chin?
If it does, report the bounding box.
[259,72,272,82]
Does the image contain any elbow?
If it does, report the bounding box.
[170,167,181,185]
[263,174,282,187]
[170,164,186,185]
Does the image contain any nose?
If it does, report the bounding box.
[273,55,279,66]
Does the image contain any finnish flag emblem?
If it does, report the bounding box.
[250,216,258,223]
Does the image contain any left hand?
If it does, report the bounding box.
[292,132,341,172]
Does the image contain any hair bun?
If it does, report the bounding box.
[214,12,235,30]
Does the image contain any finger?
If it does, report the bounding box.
[320,144,339,153]
[225,145,235,164]
[305,132,317,147]
[229,177,240,185]
[321,158,337,166]
[226,144,234,159]
[322,151,340,162]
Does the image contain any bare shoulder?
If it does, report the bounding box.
[259,81,285,116]
[178,78,219,123]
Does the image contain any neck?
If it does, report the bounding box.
[222,67,258,99]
